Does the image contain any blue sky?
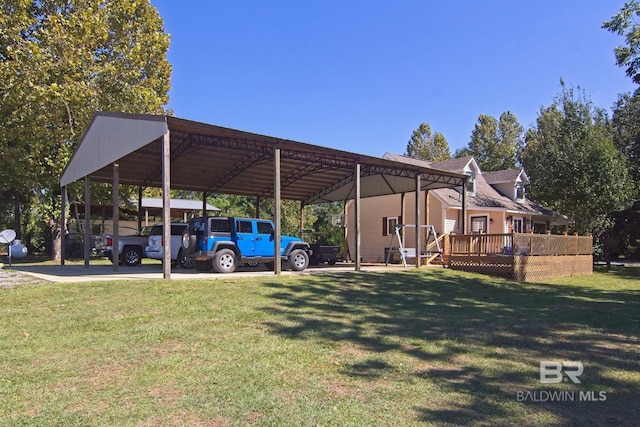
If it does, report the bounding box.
[151,0,636,156]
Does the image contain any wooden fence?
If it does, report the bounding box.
[448,233,593,281]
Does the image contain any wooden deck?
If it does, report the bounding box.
[447,233,593,282]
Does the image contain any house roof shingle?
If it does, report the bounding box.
[383,153,551,216]
[483,169,527,184]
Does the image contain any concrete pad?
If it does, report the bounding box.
[3,262,409,283]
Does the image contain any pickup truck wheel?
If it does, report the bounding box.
[288,249,309,271]
[178,249,194,269]
[181,229,197,254]
[213,249,237,273]
[122,246,142,266]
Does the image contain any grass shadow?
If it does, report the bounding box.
[262,267,640,425]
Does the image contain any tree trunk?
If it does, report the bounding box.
[48,219,62,262]
[13,195,21,239]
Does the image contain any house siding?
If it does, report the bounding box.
[346,191,433,263]
[427,193,444,235]
[445,209,460,234]
[492,182,515,200]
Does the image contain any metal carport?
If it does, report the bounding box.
[60,111,467,278]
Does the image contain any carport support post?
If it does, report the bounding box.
[299,201,305,237]
[84,177,91,268]
[202,192,207,217]
[137,187,143,233]
[274,148,281,275]
[112,163,119,271]
[162,130,171,279]
[400,193,406,243]
[61,185,67,266]
[355,163,361,272]
[415,174,421,269]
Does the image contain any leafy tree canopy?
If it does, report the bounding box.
[603,0,640,84]
[521,83,634,235]
[405,123,451,161]
[456,112,523,172]
[0,0,171,249]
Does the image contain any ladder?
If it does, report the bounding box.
[385,224,445,267]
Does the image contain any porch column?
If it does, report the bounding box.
[162,130,171,279]
[273,148,281,275]
[415,174,421,269]
[112,163,119,271]
[84,177,91,268]
[461,179,467,234]
[354,163,361,272]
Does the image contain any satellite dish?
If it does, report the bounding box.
[0,229,16,244]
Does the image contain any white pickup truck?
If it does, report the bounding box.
[94,226,154,266]
[145,223,192,268]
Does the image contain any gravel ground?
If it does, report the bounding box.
[0,269,50,289]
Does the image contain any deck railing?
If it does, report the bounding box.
[450,233,592,256]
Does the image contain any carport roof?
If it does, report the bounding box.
[61,112,466,204]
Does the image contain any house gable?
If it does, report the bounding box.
[483,169,530,203]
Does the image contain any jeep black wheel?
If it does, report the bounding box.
[177,248,193,269]
[122,246,142,266]
[288,249,309,271]
[213,249,237,273]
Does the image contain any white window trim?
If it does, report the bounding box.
[516,183,526,202]
[512,217,523,233]
[470,215,488,233]
[387,216,398,236]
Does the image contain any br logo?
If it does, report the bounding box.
[540,361,584,384]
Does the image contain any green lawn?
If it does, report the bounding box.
[0,266,638,426]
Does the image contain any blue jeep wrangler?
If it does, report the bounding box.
[181,216,312,273]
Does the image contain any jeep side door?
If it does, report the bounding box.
[235,219,255,256]
[254,220,275,256]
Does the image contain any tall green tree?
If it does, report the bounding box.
[607,89,640,259]
[405,123,451,161]
[521,84,634,235]
[603,0,640,84]
[458,112,523,171]
[0,0,171,256]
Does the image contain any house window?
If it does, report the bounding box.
[516,183,525,202]
[513,218,523,233]
[388,217,398,235]
[465,172,476,196]
[382,216,400,236]
[470,216,487,233]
